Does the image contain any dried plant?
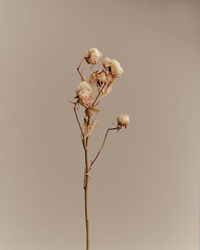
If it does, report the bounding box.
[69,48,130,250]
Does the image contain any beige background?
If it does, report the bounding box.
[0,0,200,250]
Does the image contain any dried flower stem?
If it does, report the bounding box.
[73,103,86,149]
[77,57,85,81]
[89,127,118,170]
[74,104,90,250]
[84,117,91,250]
[70,48,129,250]
[92,82,106,106]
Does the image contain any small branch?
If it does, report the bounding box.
[85,116,91,147]
[89,127,118,170]
[73,103,86,149]
[92,82,106,107]
[89,65,94,73]
[77,57,85,81]
[83,166,86,189]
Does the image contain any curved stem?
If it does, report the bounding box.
[92,82,106,107]
[89,127,118,170]
[77,57,85,81]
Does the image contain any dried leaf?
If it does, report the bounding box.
[85,107,100,117]
[86,118,98,137]
[81,118,87,138]
[93,101,100,107]
[102,84,112,97]
[67,99,77,105]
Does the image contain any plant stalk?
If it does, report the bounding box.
[84,118,90,250]
[84,148,90,250]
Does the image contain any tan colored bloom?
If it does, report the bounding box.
[76,81,93,96]
[103,57,124,78]
[117,113,130,127]
[78,90,94,107]
[111,59,124,78]
[96,71,106,83]
[89,71,106,86]
[102,57,112,69]
[85,48,102,65]
[76,81,93,107]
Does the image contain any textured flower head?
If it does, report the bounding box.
[96,71,106,84]
[103,57,124,78]
[102,57,112,69]
[117,113,130,127]
[76,81,93,107]
[85,48,102,65]
[78,91,94,107]
[89,71,107,87]
[76,81,93,96]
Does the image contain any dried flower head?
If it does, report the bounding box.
[76,81,93,96]
[96,71,106,84]
[85,48,102,65]
[103,57,124,78]
[117,113,130,127]
[102,57,112,69]
[89,70,107,88]
[76,81,94,107]
[111,59,124,78]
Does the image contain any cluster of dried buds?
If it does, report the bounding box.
[70,48,130,133]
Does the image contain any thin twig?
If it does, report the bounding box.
[89,65,94,73]
[85,117,91,146]
[84,116,91,250]
[83,166,86,188]
[92,82,106,107]
[73,103,86,149]
[77,57,85,81]
[89,127,118,170]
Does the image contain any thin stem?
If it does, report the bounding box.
[92,82,106,107]
[84,148,90,250]
[73,104,86,149]
[77,57,85,81]
[84,116,91,250]
[89,127,118,170]
[89,64,94,73]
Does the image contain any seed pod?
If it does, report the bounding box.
[78,91,94,108]
[103,57,124,78]
[76,81,93,96]
[117,113,130,127]
[85,48,102,65]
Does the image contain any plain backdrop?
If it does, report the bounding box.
[0,0,200,250]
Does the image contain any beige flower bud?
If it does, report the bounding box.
[117,113,130,127]
[102,57,112,69]
[78,90,94,107]
[103,57,124,78]
[96,71,106,83]
[85,48,102,65]
[76,81,93,96]
[76,81,93,107]
[111,59,124,78]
